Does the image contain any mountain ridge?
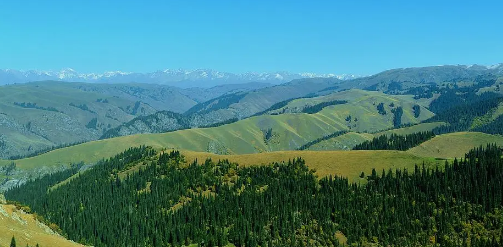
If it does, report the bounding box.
[0,68,359,88]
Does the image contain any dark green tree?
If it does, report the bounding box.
[10,236,16,247]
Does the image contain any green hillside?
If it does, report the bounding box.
[303,122,446,151]
[0,81,161,159]
[0,90,434,169]
[0,81,272,159]
[407,132,503,158]
[376,122,447,136]
[302,132,374,150]
[185,78,342,125]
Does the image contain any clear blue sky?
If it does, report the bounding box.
[1,0,502,75]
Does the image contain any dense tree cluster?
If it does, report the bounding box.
[428,76,500,114]
[392,106,403,128]
[251,98,299,117]
[427,97,503,134]
[85,118,98,129]
[376,102,386,115]
[353,131,435,151]
[301,100,348,114]
[69,103,96,114]
[404,85,435,99]
[100,111,190,139]
[199,118,239,128]
[296,130,348,150]
[5,145,503,246]
[13,102,60,113]
[185,93,247,115]
[413,104,421,118]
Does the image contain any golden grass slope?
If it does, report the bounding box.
[0,203,84,247]
[181,150,441,182]
[407,132,503,159]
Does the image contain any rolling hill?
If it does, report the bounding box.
[298,122,446,151]
[183,77,343,125]
[4,64,503,161]
[0,89,436,190]
[101,66,503,140]
[407,132,503,159]
[0,81,159,159]
[0,81,271,159]
[103,88,433,139]
[4,65,503,194]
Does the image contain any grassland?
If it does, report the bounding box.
[407,132,503,159]
[305,132,374,150]
[0,203,84,247]
[270,89,434,133]
[181,150,441,182]
[376,122,447,136]
[304,122,446,151]
[0,89,435,171]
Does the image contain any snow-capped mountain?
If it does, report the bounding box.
[0,68,359,88]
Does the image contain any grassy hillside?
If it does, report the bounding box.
[303,132,374,151]
[261,89,434,132]
[376,122,447,136]
[302,122,446,151]
[0,90,434,170]
[407,132,503,158]
[0,81,160,159]
[186,78,342,125]
[0,81,269,159]
[0,202,84,247]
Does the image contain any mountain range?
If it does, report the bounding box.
[1,63,503,161]
[0,68,359,88]
[3,63,503,246]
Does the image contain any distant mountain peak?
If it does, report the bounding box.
[0,68,359,87]
[486,63,503,70]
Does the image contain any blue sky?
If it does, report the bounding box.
[0,0,502,75]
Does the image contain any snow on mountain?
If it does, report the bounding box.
[0,68,359,87]
[486,63,503,71]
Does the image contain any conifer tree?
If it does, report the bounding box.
[10,236,16,247]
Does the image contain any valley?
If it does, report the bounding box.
[2,64,503,246]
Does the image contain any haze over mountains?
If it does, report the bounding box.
[0,68,359,87]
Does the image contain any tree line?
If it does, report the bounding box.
[353,131,435,151]
[297,130,348,150]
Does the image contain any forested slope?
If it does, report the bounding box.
[6,145,503,246]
